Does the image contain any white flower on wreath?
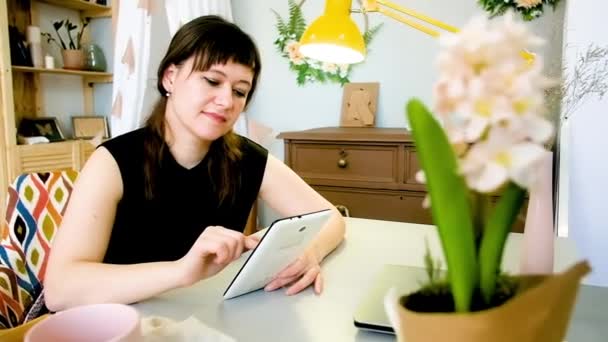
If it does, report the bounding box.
[306,59,320,68]
[322,62,338,74]
[432,12,553,193]
[338,64,349,78]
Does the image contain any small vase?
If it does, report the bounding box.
[62,49,85,70]
[520,151,555,274]
[385,261,590,342]
[83,44,107,72]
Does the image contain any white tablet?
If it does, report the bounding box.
[223,209,332,299]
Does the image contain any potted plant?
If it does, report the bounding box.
[42,18,90,70]
[384,13,590,342]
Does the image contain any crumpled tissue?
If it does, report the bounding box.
[141,316,236,342]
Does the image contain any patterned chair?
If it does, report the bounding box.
[0,171,78,329]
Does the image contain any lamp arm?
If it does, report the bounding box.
[364,0,535,63]
[363,0,459,37]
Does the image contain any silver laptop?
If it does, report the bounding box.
[353,264,431,334]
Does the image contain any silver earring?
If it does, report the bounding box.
[166,91,171,97]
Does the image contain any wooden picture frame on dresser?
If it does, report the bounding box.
[278,127,528,232]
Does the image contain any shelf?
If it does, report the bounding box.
[12,66,112,83]
[37,0,111,16]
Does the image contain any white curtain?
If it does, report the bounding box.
[111,0,234,137]
[110,0,158,137]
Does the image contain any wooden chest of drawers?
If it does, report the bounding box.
[278,127,526,232]
[278,127,432,225]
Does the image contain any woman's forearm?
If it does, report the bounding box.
[310,209,346,262]
[44,260,185,311]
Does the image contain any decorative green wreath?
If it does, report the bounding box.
[478,0,563,21]
[272,0,382,86]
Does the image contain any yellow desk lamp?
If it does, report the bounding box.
[299,0,534,64]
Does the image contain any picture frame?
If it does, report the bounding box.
[72,116,109,139]
[340,82,380,127]
[18,117,65,142]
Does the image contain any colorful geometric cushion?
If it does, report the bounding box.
[0,171,78,329]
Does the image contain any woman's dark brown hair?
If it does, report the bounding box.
[143,15,261,204]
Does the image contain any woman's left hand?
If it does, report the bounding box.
[264,247,323,295]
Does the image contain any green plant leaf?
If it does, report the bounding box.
[296,67,307,85]
[312,68,326,82]
[363,23,383,46]
[478,182,526,303]
[406,99,477,312]
[477,0,561,21]
[271,9,290,38]
[288,0,306,39]
[53,20,64,31]
[51,20,68,50]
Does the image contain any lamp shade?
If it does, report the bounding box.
[299,0,366,64]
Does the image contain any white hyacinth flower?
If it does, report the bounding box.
[460,129,546,193]
[414,171,432,208]
[431,12,553,193]
[434,12,549,138]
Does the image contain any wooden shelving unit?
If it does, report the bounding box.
[0,0,115,220]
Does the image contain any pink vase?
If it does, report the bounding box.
[520,151,554,274]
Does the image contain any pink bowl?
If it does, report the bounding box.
[25,303,142,342]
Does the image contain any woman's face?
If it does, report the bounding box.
[162,56,254,142]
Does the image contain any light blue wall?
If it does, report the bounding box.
[38,3,112,138]
[232,0,565,161]
[90,17,114,121]
[231,0,565,225]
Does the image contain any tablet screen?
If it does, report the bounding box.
[223,209,332,299]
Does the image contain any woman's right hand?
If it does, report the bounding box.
[178,226,260,287]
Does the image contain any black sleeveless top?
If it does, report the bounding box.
[99,128,268,264]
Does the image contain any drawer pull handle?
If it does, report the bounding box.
[338,150,348,168]
[335,205,350,217]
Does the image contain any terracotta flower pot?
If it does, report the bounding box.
[387,261,590,342]
[61,49,85,70]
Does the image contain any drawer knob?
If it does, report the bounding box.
[335,205,350,217]
[338,149,348,168]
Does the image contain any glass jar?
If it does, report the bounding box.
[83,44,107,72]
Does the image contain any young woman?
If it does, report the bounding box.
[44,15,345,311]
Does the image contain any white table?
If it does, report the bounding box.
[134,218,606,341]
